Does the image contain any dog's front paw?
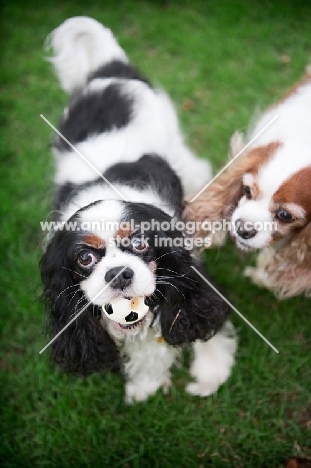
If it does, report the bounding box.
[186,324,237,398]
[244,266,257,279]
[244,248,275,288]
[185,381,220,397]
[186,362,229,397]
[125,377,172,404]
[125,382,152,404]
[244,266,269,287]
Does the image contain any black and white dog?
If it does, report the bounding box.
[41,17,236,403]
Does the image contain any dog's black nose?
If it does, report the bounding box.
[105,267,134,289]
[235,218,257,240]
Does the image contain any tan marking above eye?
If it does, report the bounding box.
[116,228,133,239]
[251,182,261,199]
[242,173,261,200]
[82,234,105,249]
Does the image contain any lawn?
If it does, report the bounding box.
[1,0,310,466]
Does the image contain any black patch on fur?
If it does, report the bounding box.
[53,154,183,221]
[53,184,106,222]
[53,182,77,219]
[157,262,230,346]
[54,83,133,151]
[88,60,151,87]
[104,154,183,217]
[121,202,230,344]
[40,228,120,376]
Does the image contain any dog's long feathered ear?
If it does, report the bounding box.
[154,233,229,345]
[40,231,119,375]
[261,222,311,298]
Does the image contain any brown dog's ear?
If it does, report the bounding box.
[273,221,311,298]
[292,221,311,260]
[183,141,281,245]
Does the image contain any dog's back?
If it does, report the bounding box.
[46,17,211,196]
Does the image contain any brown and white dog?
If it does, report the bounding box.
[185,67,311,298]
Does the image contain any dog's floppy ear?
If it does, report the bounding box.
[263,221,311,298]
[153,231,229,344]
[40,231,119,375]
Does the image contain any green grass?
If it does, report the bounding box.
[1,0,311,466]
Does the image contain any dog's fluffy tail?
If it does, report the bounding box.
[46,16,128,93]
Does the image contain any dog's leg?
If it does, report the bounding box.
[123,336,179,404]
[244,247,275,288]
[186,321,236,397]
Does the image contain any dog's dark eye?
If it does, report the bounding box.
[276,210,293,223]
[244,186,252,200]
[132,237,148,253]
[77,251,97,268]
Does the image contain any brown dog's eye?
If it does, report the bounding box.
[77,251,97,268]
[276,210,293,223]
[244,186,252,200]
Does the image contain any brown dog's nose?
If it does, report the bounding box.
[235,219,257,240]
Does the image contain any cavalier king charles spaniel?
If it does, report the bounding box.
[185,67,311,299]
[40,17,236,403]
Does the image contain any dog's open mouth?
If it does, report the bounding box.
[236,241,254,252]
[231,233,254,251]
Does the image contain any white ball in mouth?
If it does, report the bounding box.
[102,297,149,324]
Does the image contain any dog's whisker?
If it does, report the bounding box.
[55,284,79,302]
[156,281,185,299]
[157,270,196,283]
[157,271,189,279]
[67,288,82,306]
[156,267,184,275]
[154,250,180,262]
[73,296,88,316]
[153,288,170,305]
[157,275,185,280]
[61,267,87,278]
